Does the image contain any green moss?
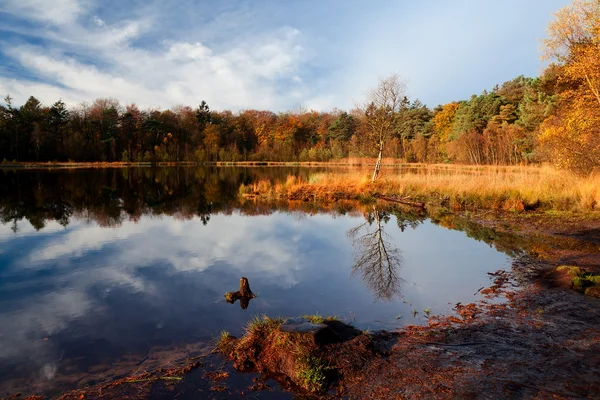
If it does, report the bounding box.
[558,266,600,295]
[588,275,600,285]
[296,355,328,393]
[556,265,584,277]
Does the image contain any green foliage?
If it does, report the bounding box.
[296,355,328,393]
[301,313,339,324]
[452,92,506,138]
[396,99,433,140]
[328,111,356,141]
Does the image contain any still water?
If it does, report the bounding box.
[0,167,513,396]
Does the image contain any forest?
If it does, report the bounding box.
[0,0,598,174]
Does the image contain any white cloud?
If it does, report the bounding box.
[24,214,304,282]
[0,2,308,111]
[1,0,86,25]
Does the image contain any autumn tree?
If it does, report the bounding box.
[362,74,407,181]
[540,0,600,173]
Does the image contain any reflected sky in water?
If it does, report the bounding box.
[0,168,511,396]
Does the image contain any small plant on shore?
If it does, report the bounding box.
[296,355,328,393]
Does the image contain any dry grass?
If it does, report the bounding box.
[239,164,600,211]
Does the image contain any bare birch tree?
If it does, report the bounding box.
[363,74,407,182]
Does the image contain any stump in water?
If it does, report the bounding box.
[225,277,256,309]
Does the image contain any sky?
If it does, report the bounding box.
[0,0,570,111]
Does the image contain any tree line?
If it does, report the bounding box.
[0,72,566,166]
[0,0,597,173]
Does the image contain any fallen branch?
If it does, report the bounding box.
[377,195,425,208]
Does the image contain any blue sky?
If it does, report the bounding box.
[0,0,569,111]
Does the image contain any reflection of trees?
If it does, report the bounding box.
[0,168,241,231]
[0,168,530,262]
[348,204,428,301]
[0,167,330,232]
[348,205,404,301]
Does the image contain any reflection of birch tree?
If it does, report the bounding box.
[348,205,403,301]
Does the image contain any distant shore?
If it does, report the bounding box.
[0,159,554,169]
[0,160,376,169]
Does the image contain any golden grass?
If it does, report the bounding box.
[239,164,600,211]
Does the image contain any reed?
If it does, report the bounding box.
[239,164,600,211]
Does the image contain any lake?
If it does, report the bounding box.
[0,167,513,396]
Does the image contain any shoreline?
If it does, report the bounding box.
[0,160,556,169]
[238,170,600,213]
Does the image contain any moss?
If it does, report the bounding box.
[557,266,600,295]
[556,265,584,277]
[296,355,328,393]
[224,292,235,302]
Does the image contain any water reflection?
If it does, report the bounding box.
[348,204,429,301]
[0,167,517,397]
[0,167,328,231]
[348,205,404,301]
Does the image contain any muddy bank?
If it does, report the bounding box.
[40,258,599,400]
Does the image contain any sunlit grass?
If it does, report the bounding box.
[301,313,340,324]
[240,164,600,211]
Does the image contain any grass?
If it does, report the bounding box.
[296,355,329,393]
[239,164,600,212]
[216,330,235,353]
[301,313,340,324]
[244,315,285,336]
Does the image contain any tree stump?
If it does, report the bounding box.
[225,277,256,309]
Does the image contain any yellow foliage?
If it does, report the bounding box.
[432,102,460,142]
[540,0,600,173]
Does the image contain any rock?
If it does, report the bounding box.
[280,317,360,346]
[280,317,328,333]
